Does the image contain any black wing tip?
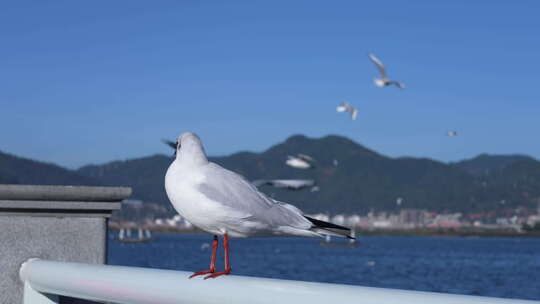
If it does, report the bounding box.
[304,215,351,231]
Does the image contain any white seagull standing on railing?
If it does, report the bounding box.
[336,101,358,120]
[165,132,353,279]
[368,53,405,89]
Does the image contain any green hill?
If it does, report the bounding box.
[78,134,540,214]
[452,154,535,176]
[2,135,540,216]
[0,150,97,186]
[77,154,173,211]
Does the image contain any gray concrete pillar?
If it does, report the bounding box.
[0,184,131,304]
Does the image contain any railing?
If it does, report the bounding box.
[20,259,540,304]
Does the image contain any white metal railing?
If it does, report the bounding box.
[20,259,540,304]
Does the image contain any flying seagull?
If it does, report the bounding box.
[252,179,315,191]
[368,53,405,89]
[336,101,358,120]
[286,154,315,169]
[165,132,353,279]
[447,131,458,137]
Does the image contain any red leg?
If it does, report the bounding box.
[204,233,231,279]
[189,235,218,278]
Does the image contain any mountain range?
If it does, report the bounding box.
[2,134,540,215]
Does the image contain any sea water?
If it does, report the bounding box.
[108,234,540,301]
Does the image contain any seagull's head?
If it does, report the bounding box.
[176,132,208,165]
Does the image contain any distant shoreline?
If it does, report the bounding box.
[108,226,540,238]
[353,229,540,238]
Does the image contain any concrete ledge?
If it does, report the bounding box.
[0,184,131,303]
[0,184,132,202]
[0,200,121,210]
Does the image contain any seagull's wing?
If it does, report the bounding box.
[351,108,358,120]
[297,153,315,162]
[368,53,387,77]
[266,180,284,188]
[388,80,405,88]
[251,180,269,187]
[274,180,306,189]
[198,163,311,229]
[276,179,314,189]
[200,163,273,211]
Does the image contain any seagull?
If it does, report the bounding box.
[286,154,314,169]
[165,132,353,279]
[336,101,358,120]
[368,53,405,89]
[252,179,315,191]
[447,131,458,137]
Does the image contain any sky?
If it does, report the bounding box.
[1,1,539,168]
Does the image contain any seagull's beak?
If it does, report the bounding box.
[162,139,179,157]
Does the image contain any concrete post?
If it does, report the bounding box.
[0,184,131,304]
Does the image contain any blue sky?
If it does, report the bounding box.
[1,1,539,168]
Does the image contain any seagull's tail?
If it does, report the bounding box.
[304,216,355,239]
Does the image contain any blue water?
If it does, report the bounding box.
[108,234,540,301]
